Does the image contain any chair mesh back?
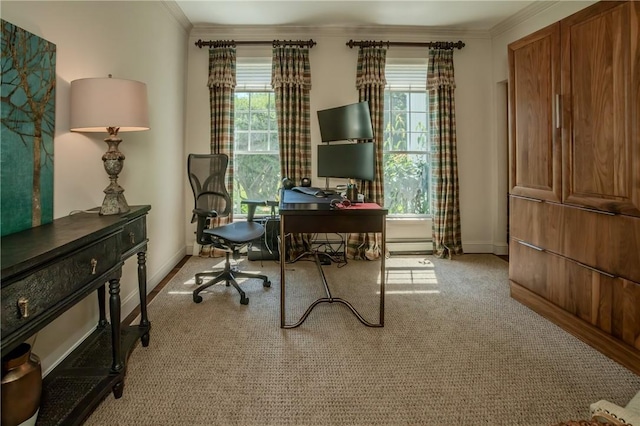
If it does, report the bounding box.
[188,154,231,219]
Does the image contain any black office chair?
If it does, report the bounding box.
[188,153,271,305]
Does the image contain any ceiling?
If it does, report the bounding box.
[175,1,539,31]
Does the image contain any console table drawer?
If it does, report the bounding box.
[121,215,147,256]
[1,233,120,338]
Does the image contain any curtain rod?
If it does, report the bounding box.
[346,40,465,50]
[195,39,316,49]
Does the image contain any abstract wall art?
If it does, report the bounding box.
[1,20,56,236]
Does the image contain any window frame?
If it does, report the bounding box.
[383,62,431,218]
[233,60,280,218]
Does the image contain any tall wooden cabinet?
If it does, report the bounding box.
[508,0,640,376]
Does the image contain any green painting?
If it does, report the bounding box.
[1,20,56,236]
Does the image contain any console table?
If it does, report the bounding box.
[1,205,151,425]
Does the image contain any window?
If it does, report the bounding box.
[383,63,430,216]
[233,61,281,216]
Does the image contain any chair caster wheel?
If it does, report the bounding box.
[263,280,271,288]
[240,296,249,305]
[193,294,203,303]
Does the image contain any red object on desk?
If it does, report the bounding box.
[345,203,381,210]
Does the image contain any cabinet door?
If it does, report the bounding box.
[508,23,562,202]
[561,1,640,216]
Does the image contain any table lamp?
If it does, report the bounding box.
[70,75,149,215]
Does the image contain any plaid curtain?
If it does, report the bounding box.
[271,46,312,260]
[203,47,236,257]
[427,49,463,258]
[346,47,386,260]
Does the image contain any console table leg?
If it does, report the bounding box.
[137,252,151,347]
[112,380,124,399]
[97,284,108,328]
[108,277,123,373]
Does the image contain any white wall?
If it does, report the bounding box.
[1,1,189,373]
[185,26,500,254]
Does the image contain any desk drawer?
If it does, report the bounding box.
[121,215,146,255]
[1,234,120,338]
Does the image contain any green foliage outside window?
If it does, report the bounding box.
[233,92,281,215]
[383,91,430,216]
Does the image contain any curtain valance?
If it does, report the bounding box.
[355,47,387,89]
[427,49,456,89]
[271,47,311,90]
[208,48,237,89]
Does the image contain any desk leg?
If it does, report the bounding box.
[137,251,151,347]
[280,217,286,328]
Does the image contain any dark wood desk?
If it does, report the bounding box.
[1,205,151,425]
[279,190,387,328]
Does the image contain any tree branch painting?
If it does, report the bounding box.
[1,20,56,236]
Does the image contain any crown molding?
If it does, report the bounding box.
[161,0,193,34]
[190,24,490,41]
[490,1,558,37]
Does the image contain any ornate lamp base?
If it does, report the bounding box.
[100,184,130,215]
[100,129,130,215]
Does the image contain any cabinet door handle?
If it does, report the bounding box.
[91,258,98,275]
[516,240,544,251]
[555,94,561,129]
[129,231,136,244]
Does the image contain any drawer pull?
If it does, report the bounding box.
[91,258,98,275]
[17,297,29,318]
[575,261,616,278]
[516,240,544,251]
[574,205,616,216]
[129,231,136,244]
[509,194,543,203]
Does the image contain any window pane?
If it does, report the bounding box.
[234,88,280,215]
[236,112,249,131]
[383,84,430,216]
[236,93,250,109]
[391,92,408,112]
[383,153,430,215]
[233,154,281,214]
[236,132,248,151]
[250,132,269,151]
[250,111,270,131]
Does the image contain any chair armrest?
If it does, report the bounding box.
[591,400,640,425]
[241,200,277,222]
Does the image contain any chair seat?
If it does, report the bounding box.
[204,221,264,244]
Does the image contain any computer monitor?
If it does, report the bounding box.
[317,142,375,182]
[317,102,374,143]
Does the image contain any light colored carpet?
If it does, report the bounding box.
[85,254,640,425]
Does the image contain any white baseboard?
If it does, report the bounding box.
[387,241,431,253]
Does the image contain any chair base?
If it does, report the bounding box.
[193,252,271,305]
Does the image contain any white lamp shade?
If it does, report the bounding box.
[70,77,150,132]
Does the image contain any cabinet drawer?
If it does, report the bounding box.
[1,234,120,338]
[510,239,591,321]
[121,215,147,256]
[510,239,640,349]
[509,196,564,253]
[510,196,640,283]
